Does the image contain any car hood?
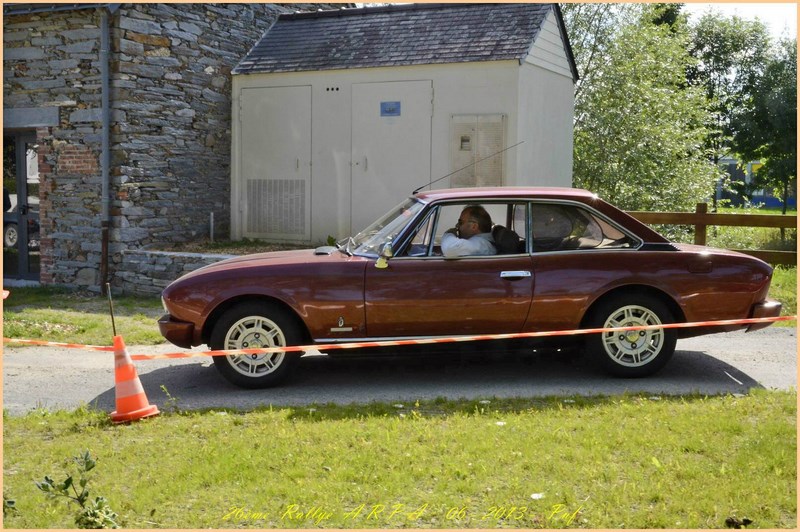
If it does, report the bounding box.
[182,248,348,279]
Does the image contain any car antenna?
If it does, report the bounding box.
[412,140,525,195]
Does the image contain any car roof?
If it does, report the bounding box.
[414,186,596,203]
[413,186,669,243]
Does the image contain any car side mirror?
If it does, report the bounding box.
[375,243,393,269]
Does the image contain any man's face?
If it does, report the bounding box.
[456,209,479,238]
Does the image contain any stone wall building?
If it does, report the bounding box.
[3,3,343,290]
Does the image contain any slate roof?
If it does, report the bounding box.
[234,3,576,78]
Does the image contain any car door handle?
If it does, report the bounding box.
[500,270,532,280]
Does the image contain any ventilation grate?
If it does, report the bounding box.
[246,179,306,235]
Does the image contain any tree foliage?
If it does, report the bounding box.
[729,38,797,213]
[562,3,637,116]
[565,5,718,211]
[688,13,771,167]
[647,3,689,33]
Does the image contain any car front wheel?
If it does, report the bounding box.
[209,302,302,388]
[586,294,676,377]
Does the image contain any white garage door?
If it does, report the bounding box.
[239,86,311,241]
[350,80,433,234]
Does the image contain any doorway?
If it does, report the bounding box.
[237,86,312,241]
[350,80,433,234]
[3,132,41,281]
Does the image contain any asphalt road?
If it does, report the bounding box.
[2,328,796,415]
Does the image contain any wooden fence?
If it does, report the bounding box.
[626,203,797,266]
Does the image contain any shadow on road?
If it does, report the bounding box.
[89,347,764,413]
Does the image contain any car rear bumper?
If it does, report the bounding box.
[747,300,783,332]
[158,314,196,348]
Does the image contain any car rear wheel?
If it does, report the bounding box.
[209,302,302,388]
[4,223,17,248]
[586,294,676,377]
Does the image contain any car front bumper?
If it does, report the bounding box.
[747,300,783,332]
[158,314,196,348]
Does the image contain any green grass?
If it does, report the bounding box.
[665,205,798,252]
[3,391,796,528]
[706,225,797,253]
[771,266,797,320]
[2,286,164,345]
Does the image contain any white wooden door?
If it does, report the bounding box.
[239,86,311,241]
[351,80,432,233]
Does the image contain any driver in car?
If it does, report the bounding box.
[441,205,496,257]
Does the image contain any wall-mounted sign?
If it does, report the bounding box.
[380,101,401,117]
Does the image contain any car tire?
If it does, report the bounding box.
[4,223,17,248]
[209,302,303,388]
[585,294,676,377]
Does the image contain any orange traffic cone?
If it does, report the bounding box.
[110,335,159,423]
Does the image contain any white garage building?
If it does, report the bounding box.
[231,3,578,244]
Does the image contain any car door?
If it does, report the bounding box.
[525,200,644,332]
[363,202,533,338]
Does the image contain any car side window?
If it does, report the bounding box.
[531,203,636,252]
[403,210,436,257]
[399,202,528,258]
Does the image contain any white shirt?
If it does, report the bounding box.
[441,232,496,257]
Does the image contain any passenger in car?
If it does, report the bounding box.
[441,205,496,257]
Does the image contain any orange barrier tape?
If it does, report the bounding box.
[3,315,795,360]
[1,339,115,352]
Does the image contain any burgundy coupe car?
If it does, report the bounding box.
[159,187,781,388]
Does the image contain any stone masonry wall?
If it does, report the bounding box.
[3,3,290,289]
[118,249,233,296]
[109,4,287,256]
[4,8,106,286]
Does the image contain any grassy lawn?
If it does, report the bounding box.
[687,205,797,252]
[770,266,797,321]
[2,287,164,345]
[3,391,796,528]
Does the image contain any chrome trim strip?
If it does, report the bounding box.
[315,334,461,344]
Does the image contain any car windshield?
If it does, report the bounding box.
[348,197,425,256]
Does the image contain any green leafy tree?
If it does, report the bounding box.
[647,3,689,32]
[729,38,797,215]
[562,3,639,125]
[688,13,772,205]
[569,6,718,211]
